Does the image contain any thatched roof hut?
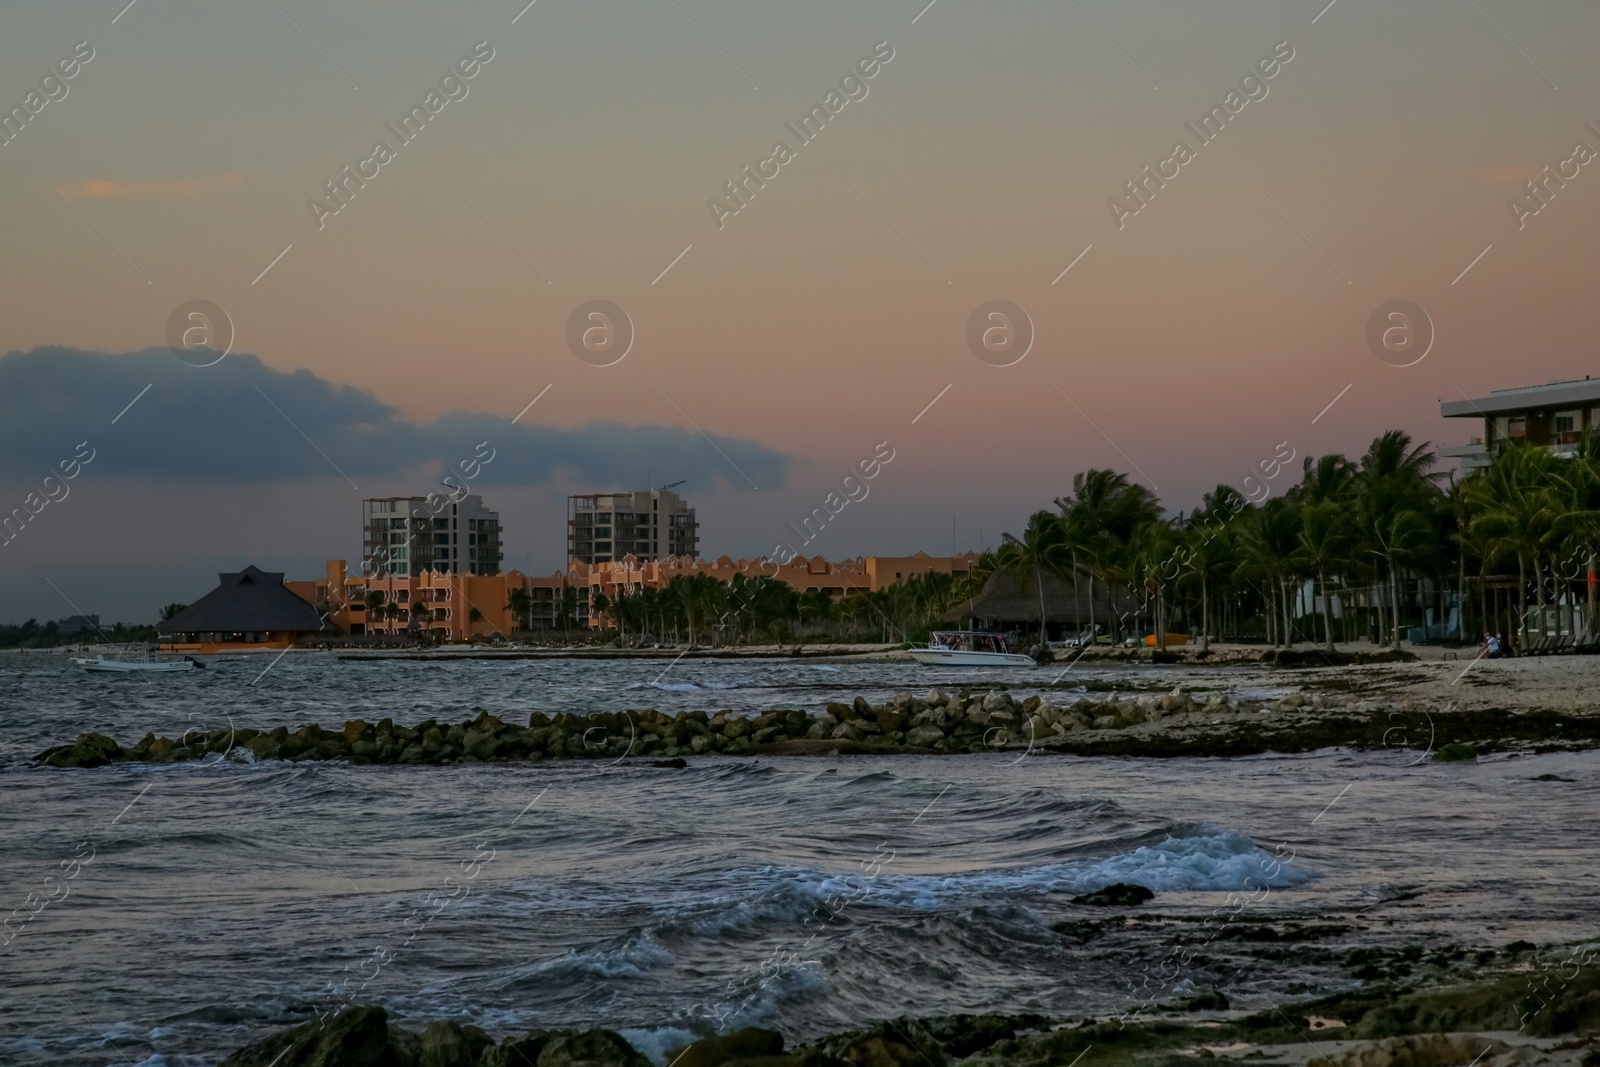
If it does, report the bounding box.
[944,569,1136,637]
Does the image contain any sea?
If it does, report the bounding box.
[1,650,1595,1066]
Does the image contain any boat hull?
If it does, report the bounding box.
[908,648,1037,667]
[79,658,194,673]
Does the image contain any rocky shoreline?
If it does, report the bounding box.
[217,939,1600,1066]
[35,684,1600,768]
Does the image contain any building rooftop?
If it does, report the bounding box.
[157,566,327,634]
[1442,376,1600,418]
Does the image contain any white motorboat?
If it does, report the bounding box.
[908,631,1038,667]
[74,645,199,673]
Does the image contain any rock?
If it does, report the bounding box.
[806,722,828,740]
[989,709,1015,724]
[1308,1036,1509,1067]
[815,1020,947,1067]
[1071,882,1154,907]
[825,702,852,721]
[722,719,750,739]
[922,688,943,706]
[343,720,372,744]
[905,725,945,748]
[831,722,861,741]
[981,691,1007,712]
[1178,989,1230,1012]
[40,732,124,769]
[664,1027,783,1067]
[1433,743,1477,762]
[535,1029,651,1067]
[219,1005,405,1067]
[918,1014,1044,1060]
[651,757,688,768]
[420,1020,492,1067]
[690,735,711,754]
[482,1032,552,1067]
[852,696,873,717]
[244,735,280,760]
[875,707,909,734]
[1021,695,1042,713]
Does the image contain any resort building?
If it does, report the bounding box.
[568,489,698,565]
[362,494,503,577]
[566,551,980,628]
[287,559,530,642]
[1440,376,1600,472]
[283,551,979,639]
[158,566,329,652]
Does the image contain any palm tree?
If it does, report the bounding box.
[159,603,188,621]
[1177,489,1243,651]
[557,586,578,642]
[1295,501,1354,652]
[1058,469,1162,642]
[1465,444,1566,645]
[998,511,1069,644]
[1364,507,1435,650]
[506,588,531,632]
[1243,499,1302,646]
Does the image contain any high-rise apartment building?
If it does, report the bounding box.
[363,494,503,577]
[568,489,697,565]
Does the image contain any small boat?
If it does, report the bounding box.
[74,645,199,673]
[909,631,1038,667]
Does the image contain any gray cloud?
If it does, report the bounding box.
[0,347,790,490]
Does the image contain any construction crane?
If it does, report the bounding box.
[657,479,687,492]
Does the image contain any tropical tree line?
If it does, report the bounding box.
[989,430,1600,652]
[488,429,1600,651]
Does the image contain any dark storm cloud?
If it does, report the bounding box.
[0,347,789,489]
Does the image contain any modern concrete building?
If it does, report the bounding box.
[363,494,502,577]
[1440,376,1600,472]
[567,489,698,565]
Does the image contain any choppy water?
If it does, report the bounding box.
[1,652,1596,1066]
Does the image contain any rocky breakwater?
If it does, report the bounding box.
[35,690,1052,767]
[33,686,1600,768]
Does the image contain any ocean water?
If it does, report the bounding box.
[1,652,1595,1066]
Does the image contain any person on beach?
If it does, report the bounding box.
[1485,633,1501,659]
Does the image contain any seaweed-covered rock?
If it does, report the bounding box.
[535,1029,652,1067]
[419,1020,492,1067]
[665,1027,784,1067]
[1070,883,1153,907]
[219,1005,407,1067]
[40,732,124,769]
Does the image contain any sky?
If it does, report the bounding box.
[2,0,1598,623]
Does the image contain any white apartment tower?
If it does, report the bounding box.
[567,489,698,565]
[362,494,503,577]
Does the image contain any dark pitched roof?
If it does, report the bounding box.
[157,566,326,634]
[944,569,1136,625]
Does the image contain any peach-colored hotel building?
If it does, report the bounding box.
[286,551,979,643]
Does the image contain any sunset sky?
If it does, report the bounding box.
[3,0,1598,621]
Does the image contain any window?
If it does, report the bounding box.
[1556,410,1582,444]
[1507,417,1526,439]
[390,517,407,529]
